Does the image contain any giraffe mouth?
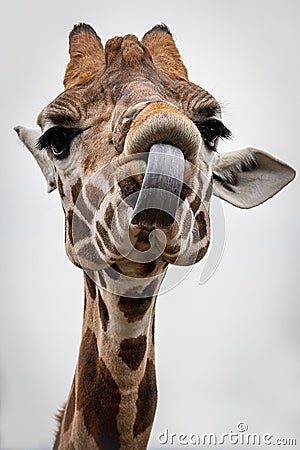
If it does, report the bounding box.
[131,143,185,228]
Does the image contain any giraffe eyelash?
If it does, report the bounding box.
[36,126,82,159]
[36,126,82,150]
[196,119,232,150]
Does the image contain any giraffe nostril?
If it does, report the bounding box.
[123,105,142,122]
[122,101,160,123]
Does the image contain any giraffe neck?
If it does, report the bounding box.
[54,270,160,450]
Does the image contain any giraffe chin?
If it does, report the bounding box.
[131,143,184,229]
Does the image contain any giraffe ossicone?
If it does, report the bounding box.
[15,22,295,450]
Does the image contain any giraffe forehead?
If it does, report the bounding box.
[39,43,172,128]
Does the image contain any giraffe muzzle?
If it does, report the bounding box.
[131,143,185,228]
[124,101,201,161]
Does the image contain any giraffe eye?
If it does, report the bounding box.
[37,126,81,159]
[196,119,232,151]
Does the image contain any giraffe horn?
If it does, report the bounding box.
[131,144,184,228]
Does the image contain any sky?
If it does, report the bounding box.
[1,0,300,449]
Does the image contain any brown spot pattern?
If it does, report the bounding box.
[196,211,207,240]
[118,296,153,322]
[64,381,75,432]
[85,183,101,208]
[118,335,147,370]
[66,210,74,245]
[96,221,119,254]
[84,273,97,300]
[104,202,114,229]
[190,192,201,214]
[165,244,180,255]
[118,176,141,200]
[133,358,157,437]
[77,328,121,449]
[180,184,192,201]
[204,181,213,202]
[57,175,65,198]
[95,234,105,253]
[196,242,210,261]
[121,280,159,298]
[71,178,83,204]
[72,212,91,243]
[98,290,109,331]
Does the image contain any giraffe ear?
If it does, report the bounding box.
[142,24,189,81]
[212,148,296,208]
[14,126,57,193]
[64,23,105,89]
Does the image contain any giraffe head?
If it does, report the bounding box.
[15,23,295,288]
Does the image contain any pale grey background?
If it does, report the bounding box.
[1,0,299,449]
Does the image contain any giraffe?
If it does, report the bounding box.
[14,23,295,450]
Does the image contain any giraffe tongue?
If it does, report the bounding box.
[131,143,184,228]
